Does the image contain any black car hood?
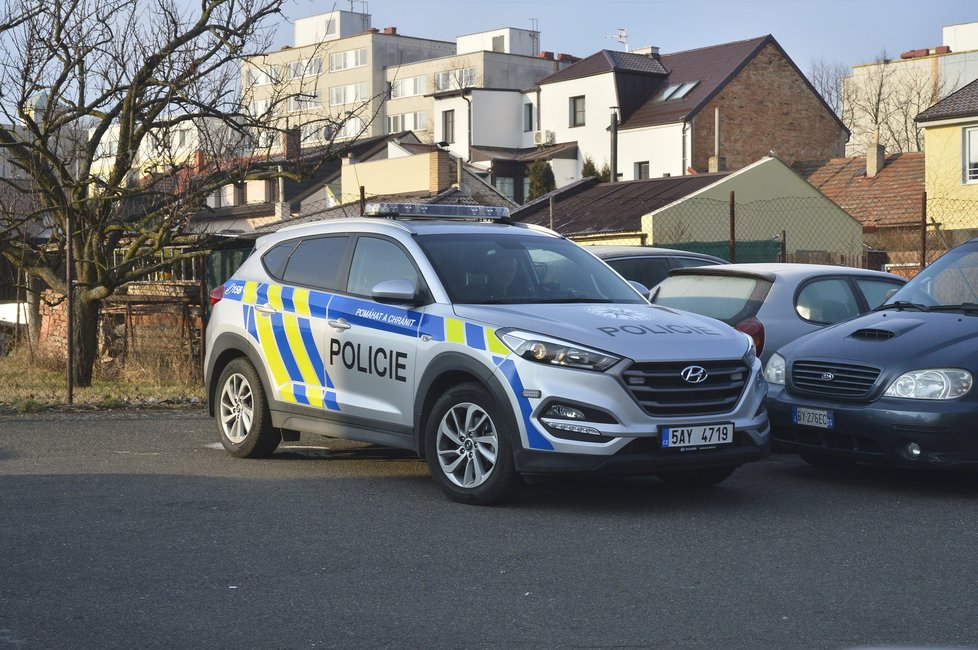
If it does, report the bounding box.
[779,308,978,371]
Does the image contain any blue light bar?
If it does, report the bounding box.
[363,202,510,220]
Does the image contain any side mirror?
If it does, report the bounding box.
[371,278,418,305]
[628,280,649,296]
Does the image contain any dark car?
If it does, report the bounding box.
[589,245,724,291]
[648,263,906,364]
[765,238,978,469]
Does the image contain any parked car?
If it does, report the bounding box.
[647,263,907,364]
[204,203,770,505]
[765,239,978,469]
[589,245,725,292]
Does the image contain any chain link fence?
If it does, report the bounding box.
[572,193,978,280]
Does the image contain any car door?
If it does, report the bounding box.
[324,235,426,427]
[258,235,351,411]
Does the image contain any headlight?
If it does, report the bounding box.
[763,353,786,385]
[883,369,972,400]
[497,329,620,372]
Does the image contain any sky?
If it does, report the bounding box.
[276,0,976,75]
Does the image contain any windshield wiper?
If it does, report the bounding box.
[535,297,617,304]
[876,300,928,312]
[923,302,978,313]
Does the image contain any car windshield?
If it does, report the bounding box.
[648,273,770,324]
[885,244,978,309]
[416,232,645,304]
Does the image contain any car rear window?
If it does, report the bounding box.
[650,274,770,324]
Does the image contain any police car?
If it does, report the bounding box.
[204,203,770,504]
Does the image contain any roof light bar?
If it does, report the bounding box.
[363,202,510,220]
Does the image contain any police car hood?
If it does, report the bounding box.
[452,303,750,362]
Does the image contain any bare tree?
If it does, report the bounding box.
[0,0,364,386]
[808,57,848,117]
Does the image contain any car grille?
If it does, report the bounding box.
[621,360,749,416]
[790,360,881,399]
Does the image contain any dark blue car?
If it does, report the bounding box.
[765,238,978,469]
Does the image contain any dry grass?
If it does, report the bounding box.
[0,345,205,413]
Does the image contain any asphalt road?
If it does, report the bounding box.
[2,409,978,649]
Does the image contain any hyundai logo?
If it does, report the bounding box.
[681,365,709,384]
[821,372,835,382]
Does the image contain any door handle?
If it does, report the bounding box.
[328,318,352,331]
[255,304,275,315]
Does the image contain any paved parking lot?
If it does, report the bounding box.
[2,409,978,649]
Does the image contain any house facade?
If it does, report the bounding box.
[535,36,848,186]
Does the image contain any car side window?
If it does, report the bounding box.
[855,279,904,309]
[607,257,671,289]
[347,237,421,297]
[672,256,720,269]
[281,236,350,290]
[261,241,297,280]
[795,278,859,324]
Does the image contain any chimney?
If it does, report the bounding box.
[383,26,397,35]
[281,127,300,160]
[631,46,660,57]
[708,107,726,172]
[867,133,885,178]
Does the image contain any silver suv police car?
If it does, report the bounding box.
[205,203,770,504]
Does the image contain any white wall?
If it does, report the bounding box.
[433,95,471,160]
[457,28,539,56]
[539,72,619,179]
[944,22,978,53]
[470,90,522,149]
[295,11,371,47]
[617,123,687,180]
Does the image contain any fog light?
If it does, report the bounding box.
[906,442,922,459]
[545,404,585,420]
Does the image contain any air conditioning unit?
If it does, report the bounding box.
[533,130,554,146]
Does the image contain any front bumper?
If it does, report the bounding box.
[767,385,978,468]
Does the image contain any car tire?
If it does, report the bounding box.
[215,357,280,458]
[424,382,522,505]
[798,451,854,469]
[657,465,737,487]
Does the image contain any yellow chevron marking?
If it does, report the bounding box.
[446,318,466,344]
[243,281,258,306]
[488,330,510,356]
[254,307,291,399]
[292,287,312,318]
[265,284,284,311]
[282,313,324,408]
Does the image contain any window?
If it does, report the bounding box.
[347,237,421,297]
[171,128,190,149]
[795,279,859,324]
[569,96,585,127]
[337,116,365,139]
[660,81,699,101]
[286,57,322,80]
[330,82,367,106]
[523,103,534,132]
[635,161,650,179]
[434,67,477,92]
[855,278,903,309]
[282,236,351,290]
[495,176,515,201]
[247,65,276,87]
[247,98,273,117]
[966,127,978,183]
[387,111,427,133]
[492,35,505,52]
[329,48,367,72]
[442,110,455,144]
[288,92,321,112]
[607,258,671,290]
[390,75,426,98]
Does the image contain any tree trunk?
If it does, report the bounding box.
[72,294,100,387]
[26,273,41,346]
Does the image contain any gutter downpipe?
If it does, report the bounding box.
[681,119,688,175]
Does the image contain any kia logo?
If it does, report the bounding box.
[681,365,708,384]
[821,372,835,381]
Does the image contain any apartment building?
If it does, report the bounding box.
[844,21,978,155]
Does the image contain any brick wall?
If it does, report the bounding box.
[429,149,455,192]
[692,43,847,173]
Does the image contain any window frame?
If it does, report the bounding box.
[442,109,455,144]
[569,95,585,128]
[964,125,978,184]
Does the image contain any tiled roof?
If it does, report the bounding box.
[916,77,978,123]
[793,152,925,229]
[620,36,771,128]
[470,141,579,163]
[538,50,667,85]
[510,173,730,235]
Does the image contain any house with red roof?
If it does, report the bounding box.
[533,35,848,187]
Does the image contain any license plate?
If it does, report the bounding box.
[792,406,834,429]
[660,423,733,449]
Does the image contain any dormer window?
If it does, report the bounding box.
[660,81,699,101]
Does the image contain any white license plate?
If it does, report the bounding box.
[660,423,733,449]
[792,406,834,429]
